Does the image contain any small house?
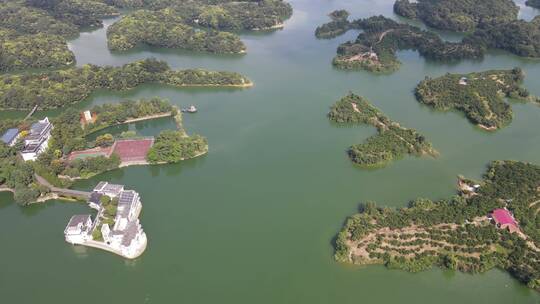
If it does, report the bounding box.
[1,128,20,147]
[491,208,519,233]
[459,77,468,86]
[64,214,93,244]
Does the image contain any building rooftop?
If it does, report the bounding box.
[1,128,19,144]
[117,190,137,219]
[30,118,51,136]
[121,221,141,247]
[66,214,92,228]
[492,208,518,226]
[89,191,103,205]
[94,182,124,196]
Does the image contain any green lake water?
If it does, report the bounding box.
[2,0,540,303]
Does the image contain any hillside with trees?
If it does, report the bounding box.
[316,11,540,73]
[415,68,539,130]
[0,29,75,72]
[328,93,437,167]
[335,160,540,290]
[146,130,208,163]
[101,0,292,31]
[107,9,245,53]
[393,0,518,32]
[316,14,482,73]
[0,58,252,110]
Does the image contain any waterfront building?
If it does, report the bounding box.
[64,215,93,244]
[490,208,519,233]
[21,117,53,161]
[64,182,147,259]
[1,128,20,146]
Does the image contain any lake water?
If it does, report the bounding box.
[1,0,540,303]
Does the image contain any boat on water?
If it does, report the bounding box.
[181,105,197,113]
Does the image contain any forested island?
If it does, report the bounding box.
[0,98,207,205]
[107,9,245,53]
[316,10,540,73]
[335,160,540,290]
[316,14,482,73]
[393,0,518,32]
[0,58,252,110]
[0,29,75,72]
[415,68,539,130]
[105,0,291,53]
[328,93,437,167]
[101,0,292,31]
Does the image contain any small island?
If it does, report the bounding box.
[415,68,539,130]
[316,10,540,73]
[316,14,482,73]
[335,160,540,290]
[328,93,437,168]
[107,9,246,53]
[0,58,252,111]
[393,0,518,32]
[64,182,147,259]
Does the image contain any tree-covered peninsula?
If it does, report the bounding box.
[107,9,245,53]
[393,0,518,32]
[0,58,252,110]
[102,0,293,31]
[0,97,207,204]
[415,68,539,130]
[335,160,540,290]
[328,93,437,168]
[316,10,540,73]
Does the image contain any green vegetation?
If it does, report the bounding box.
[328,93,436,167]
[0,29,74,72]
[527,0,540,9]
[316,14,482,73]
[147,130,208,164]
[393,0,518,32]
[464,16,540,58]
[0,58,251,110]
[0,143,44,205]
[317,11,540,73]
[335,160,540,290]
[85,97,176,134]
[415,68,539,130]
[107,9,245,53]
[0,2,78,37]
[315,10,351,39]
[62,154,121,179]
[25,0,119,29]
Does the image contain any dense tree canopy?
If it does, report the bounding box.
[147,130,208,163]
[328,93,436,167]
[393,0,518,32]
[0,29,74,72]
[107,9,245,53]
[335,160,540,290]
[415,68,538,130]
[0,58,251,110]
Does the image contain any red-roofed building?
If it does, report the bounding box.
[490,208,519,233]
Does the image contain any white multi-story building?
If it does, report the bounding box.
[65,182,147,259]
[21,117,53,161]
[64,215,93,244]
